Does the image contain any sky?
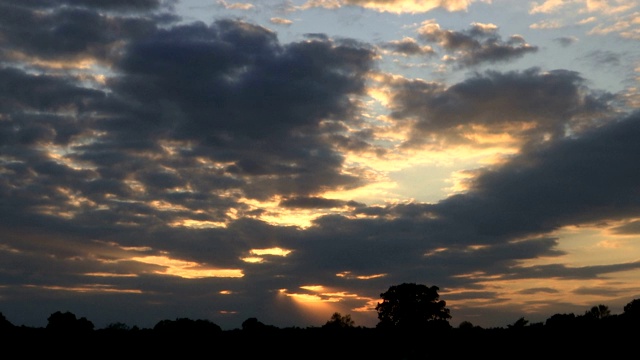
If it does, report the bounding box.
[1,0,639,331]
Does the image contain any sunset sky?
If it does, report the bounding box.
[1,0,640,331]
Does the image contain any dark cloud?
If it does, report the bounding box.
[279,197,364,209]
[0,67,105,119]
[0,1,164,64]
[584,50,622,67]
[554,36,578,47]
[384,67,616,147]
[100,19,376,200]
[417,22,538,67]
[446,111,640,237]
[379,37,436,56]
[1,0,167,11]
[611,221,640,235]
[517,288,559,295]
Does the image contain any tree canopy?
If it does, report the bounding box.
[322,312,355,330]
[375,283,451,331]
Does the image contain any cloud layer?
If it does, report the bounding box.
[0,0,639,330]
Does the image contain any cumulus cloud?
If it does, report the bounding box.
[379,68,615,148]
[417,21,538,67]
[379,37,436,56]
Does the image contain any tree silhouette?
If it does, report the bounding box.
[458,320,475,329]
[545,313,577,329]
[584,304,610,320]
[375,283,451,331]
[46,311,94,333]
[507,317,529,329]
[0,312,14,332]
[623,298,640,319]
[241,317,278,333]
[322,312,355,329]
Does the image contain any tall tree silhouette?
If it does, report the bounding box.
[46,311,94,333]
[375,283,451,331]
[584,304,610,320]
[0,312,14,332]
[623,298,640,319]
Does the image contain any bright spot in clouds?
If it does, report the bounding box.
[130,256,244,279]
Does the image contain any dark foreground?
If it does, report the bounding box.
[3,324,637,358]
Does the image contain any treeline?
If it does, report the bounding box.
[1,302,639,334]
[1,309,637,357]
[1,284,639,357]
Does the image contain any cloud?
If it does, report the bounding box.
[529,0,569,15]
[379,37,436,57]
[1,0,639,331]
[301,0,474,13]
[379,68,615,148]
[279,197,365,209]
[0,2,165,65]
[417,21,538,67]
[287,110,640,298]
[270,17,294,26]
[553,36,579,47]
[432,110,640,241]
[74,19,376,202]
[217,1,255,10]
[583,50,622,67]
[587,11,640,39]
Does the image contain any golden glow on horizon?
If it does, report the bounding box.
[149,200,189,212]
[124,179,146,194]
[219,290,233,295]
[336,117,520,204]
[451,271,503,280]
[517,222,640,268]
[130,255,244,278]
[322,291,359,299]
[169,219,227,228]
[239,197,337,228]
[353,298,380,313]
[300,285,324,292]
[444,169,476,195]
[288,292,326,302]
[251,247,292,256]
[6,50,96,70]
[321,179,398,206]
[280,287,340,323]
[282,285,355,303]
[30,284,142,294]
[448,275,640,315]
[57,187,98,211]
[242,247,292,263]
[117,245,153,252]
[279,285,380,327]
[336,271,386,280]
[0,243,20,254]
[461,123,529,146]
[47,146,97,171]
[424,247,448,256]
[84,272,137,277]
[33,205,75,219]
